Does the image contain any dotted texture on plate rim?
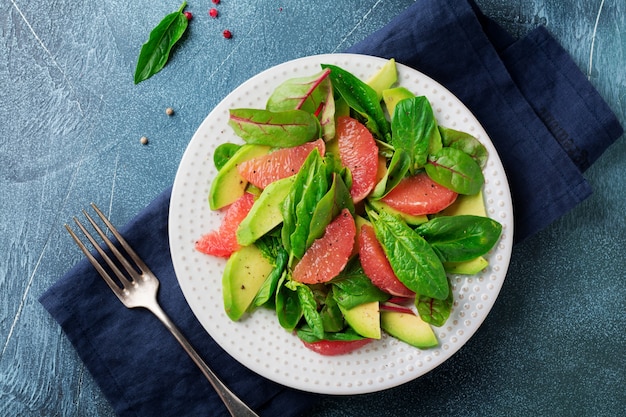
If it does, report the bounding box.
[168,54,513,395]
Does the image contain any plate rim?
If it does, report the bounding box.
[169,52,514,395]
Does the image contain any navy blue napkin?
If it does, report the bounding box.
[40,1,623,416]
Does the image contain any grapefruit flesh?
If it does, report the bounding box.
[195,192,256,258]
[336,116,379,203]
[380,171,457,216]
[292,208,356,284]
[301,338,372,355]
[358,224,414,298]
[237,139,325,189]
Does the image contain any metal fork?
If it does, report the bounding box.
[65,203,259,417]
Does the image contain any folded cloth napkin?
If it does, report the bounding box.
[40,1,623,416]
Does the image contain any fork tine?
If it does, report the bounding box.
[80,209,142,285]
[71,215,137,289]
[90,203,153,275]
[65,223,125,300]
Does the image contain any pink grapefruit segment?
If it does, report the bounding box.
[336,116,379,203]
[301,338,372,355]
[237,139,325,189]
[292,208,356,284]
[380,171,457,216]
[195,192,256,258]
[358,224,414,298]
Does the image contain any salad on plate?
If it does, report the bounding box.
[194,58,503,356]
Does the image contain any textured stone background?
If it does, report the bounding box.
[1,0,624,416]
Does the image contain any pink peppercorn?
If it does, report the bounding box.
[212,0,220,4]
[209,8,218,18]
[183,11,192,20]
[223,29,232,39]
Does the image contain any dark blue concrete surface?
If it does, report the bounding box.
[1,0,624,416]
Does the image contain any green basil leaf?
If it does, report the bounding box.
[228,108,321,147]
[425,147,485,195]
[213,143,241,171]
[275,274,302,331]
[415,215,503,262]
[370,148,411,199]
[321,64,391,141]
[266,68,336,141]
[296,284,325,340]
[371,210,448,300]
[391,96,442,173]
[416,280,453,327]
[439,126,489,168]
[134,2,189,84]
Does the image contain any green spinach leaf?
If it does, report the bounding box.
[415,215,502,262]
[228,108,320,147]
[213,143,241,171]
[134,2,189,84]
[370,148,411,199]
[320,289,345,332]
[294,283,325,340]
[321,64,390,141]
[280,149,329,258]
[371,210,448,300]
[275,274,302,331]
[266,68,336,141]
[439,126,489,168]
[425,147,485,195]
[332,259,390,309]
[296,326,366,343]
[416,280,453,327]
[307,173,354,247]
[391,96,442,173]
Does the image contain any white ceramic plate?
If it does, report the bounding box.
[169,54,513,395]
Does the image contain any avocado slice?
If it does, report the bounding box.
[236,175,295,246]
[368,199,428,226]
[444,256,489,275]
[209,144,270,210]
[367,58,398,100]
[340,301,381,339]
[222,244,274,321]
[381,309,438,348]
[382,87,415,118]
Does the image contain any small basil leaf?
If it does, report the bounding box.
[439,126,489,168]
[228,108,321,147]
[415,215,502,262]
[213,143,241,171]
[371,210,448,300]
[134,2,189,84]
[425,147,485,195]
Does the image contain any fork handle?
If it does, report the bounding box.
[146,302,260,417]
